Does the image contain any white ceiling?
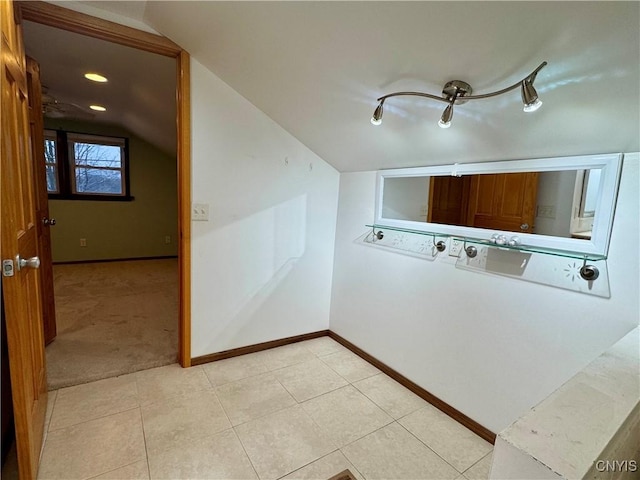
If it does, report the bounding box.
[41,1,640,172]
[22,19,176,155]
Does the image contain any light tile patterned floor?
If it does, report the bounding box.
[36,337,493,480]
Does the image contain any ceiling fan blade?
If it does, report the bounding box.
[43,101,95,120]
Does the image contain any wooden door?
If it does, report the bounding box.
[26,56,56,345]
[467,172,539,233]
[1,2,48,479]
[427,176,471,225]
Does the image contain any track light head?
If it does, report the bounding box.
[521,80,542,112]
[371,102,384,125]
[438,104,453,129]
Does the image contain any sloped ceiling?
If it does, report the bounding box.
[22,19,176,155]
[57,1,640,172]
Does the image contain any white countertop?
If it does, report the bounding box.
[492,327,640,479]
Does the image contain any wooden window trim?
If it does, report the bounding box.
[68,133,130,199]
[47,130,133,200]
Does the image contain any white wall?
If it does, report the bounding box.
[329,154,639,434]
[535,170,576,237]
[381,177,429,222]
[190,59,339,358]
[45,120,178,263]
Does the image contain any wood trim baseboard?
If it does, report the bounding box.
[52,255,178,265]
[327,331,496,444]
[190,329,496,444]
[191,330,330,366]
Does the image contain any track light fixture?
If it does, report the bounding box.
[370,61,547,128]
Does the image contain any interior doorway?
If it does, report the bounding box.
[21,19,179,389]
[2,3,190,477]
[18,0,192,370]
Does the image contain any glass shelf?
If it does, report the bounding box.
[454,237,607,262]
[366,224,607,262]
[366,224,451,239]
[364,224,445,260]
[365,224,610,297]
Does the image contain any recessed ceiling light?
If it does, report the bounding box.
[89,105,106,112]
[84,73,108,83]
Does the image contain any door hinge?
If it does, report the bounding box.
[2,259,15,277]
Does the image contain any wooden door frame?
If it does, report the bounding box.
[17,0,192,367]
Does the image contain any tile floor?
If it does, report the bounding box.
[35,337,493,480]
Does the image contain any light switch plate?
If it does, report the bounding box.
[192,203,209,221]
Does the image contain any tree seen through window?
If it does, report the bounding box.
[72,141,123,194]
[44,131,58,193]
[43,130,129,199]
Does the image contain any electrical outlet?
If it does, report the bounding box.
[164,235,171,244]
[80,238,87,247]
[449,238,463,257]
[537,205,556,219]
[192,203,209,221]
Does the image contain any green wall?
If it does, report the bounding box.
[45,120,178,262]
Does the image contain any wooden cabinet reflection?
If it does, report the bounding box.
[428,173,539,234]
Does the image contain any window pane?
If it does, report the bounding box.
[44,138,57,164]
[46,165,58,192]
[75,167,122,194]
[74,143,122,168]
[44,138,58,193]
[581,169,601,216]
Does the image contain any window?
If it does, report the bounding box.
[578,169,601,218]
[44,130,59,193]
[44,130,131,200]
[570,168,602,239]
[68,134,126,196]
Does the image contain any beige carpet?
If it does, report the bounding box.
[46,259,178,390]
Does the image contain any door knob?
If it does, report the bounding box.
[520,223,529,231]
[16,255,40,271]
[43,217,56,226]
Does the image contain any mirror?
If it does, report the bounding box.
[375,154,623,256]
